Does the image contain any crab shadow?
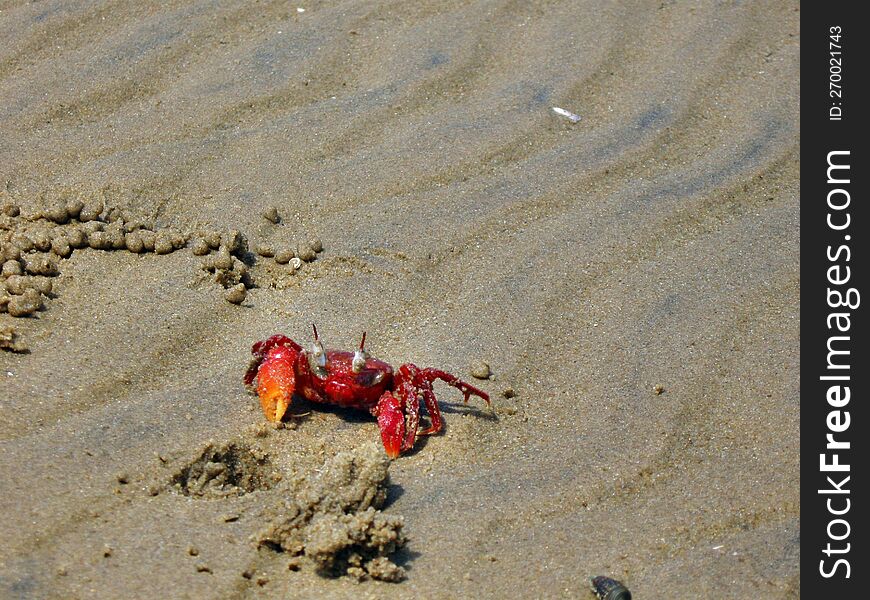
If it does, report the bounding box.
[284,395,499,432]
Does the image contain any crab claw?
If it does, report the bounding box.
[374,392,405,459]
[255,345,298,422]
[245,334,301,386]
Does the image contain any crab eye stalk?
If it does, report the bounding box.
[308,323,328,373]
[352,332,369,373]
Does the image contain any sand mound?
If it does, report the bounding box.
[257,442,406,582]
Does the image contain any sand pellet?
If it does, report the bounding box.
[51,237,72,258]
[104,224,126,249]
[124,232,144,253]
[12,235,34,253]
[221,230,245,255]
[1,203,20,217]
[107,208,126,223]
[88,231,111,250]
[231,258,248,279]
[225,284,247,305]
[310,238,323,253]
[296,243,316,262]
[22,255,59,276]
[29,277,53,296]
[154,232,174,255]
[5,275,30,295]
[469,360,491,380]
[79,198,104,222]
[7,289,42,317]
[45,200,70,224]
[2,260,22,278]
[255,244,274,257]
[1,243,21,261]
[66,227,87,249]
[263,206,280,223]
[66,198,84,219]
[139,230,156,252]
[274,249,294,264]
[204,231,222,249]
[191,238,210,256]
[81,221,103,233]
[30,231,52,252]
[212,248,233,270]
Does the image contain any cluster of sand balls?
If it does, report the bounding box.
[2,202,59,317]
[191,205,323,305]
[254,205,323,266]
[192,229,253,304]
[1,196,192,317]
[1,196,326,316]
[254,237,323,269]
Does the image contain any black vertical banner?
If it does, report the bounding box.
[803,4,867,596]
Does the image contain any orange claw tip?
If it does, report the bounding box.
[382,437,402,459]
[258,384,292,422]
[375,394,405,459]
[255,349,297,422]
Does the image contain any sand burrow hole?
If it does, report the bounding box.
[171,441,274,498]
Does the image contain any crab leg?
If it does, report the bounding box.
[374,364,491,456]
[417,367,488,435]
[417,368,491,405]
[418,385,443,436]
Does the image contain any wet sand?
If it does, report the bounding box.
[1,1,799,598]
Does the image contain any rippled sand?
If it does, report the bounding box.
[0,1,799,598]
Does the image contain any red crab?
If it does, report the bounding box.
[244,326,491,457]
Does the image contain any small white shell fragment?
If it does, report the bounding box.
[297,7,305,12]
[290,257,303,270]
[552,106,581,123]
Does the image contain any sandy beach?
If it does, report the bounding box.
[1,1,799,598]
